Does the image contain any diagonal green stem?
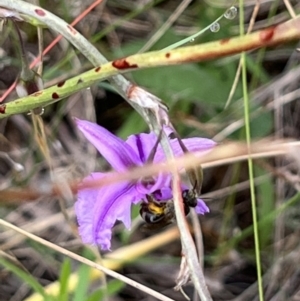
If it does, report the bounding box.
[0,0,164,126]
[240,0,264,300]
[0,15,300,119]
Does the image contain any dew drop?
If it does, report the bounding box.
[27,107,44,115]
[210,22,220,33]
[13,162,24,173]
[32,107,44,115]
[38,107,45,115]
[224,6,237,20]
[190,38,195,42]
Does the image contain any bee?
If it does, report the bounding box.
[182,189,198,208]
[140,189,198,231]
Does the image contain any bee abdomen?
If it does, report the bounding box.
[140,202,165,224]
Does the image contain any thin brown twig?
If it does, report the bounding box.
[1,140,299,203]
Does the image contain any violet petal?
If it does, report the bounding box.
[92,181,144,250]
[126,128,216,164]
[126,126,174,162]
[125,132,157,163]
[75,172,105,245]
[75,118,141,171]
[153,137,216,163]
[195,198,210,214]
[135,172,172,196]
[152,187,173,200]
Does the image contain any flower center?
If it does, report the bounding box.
[141,176,156,189]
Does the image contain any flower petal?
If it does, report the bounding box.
[75,172,105,245]
[135,171,172,196]
[195,198,210,214]
[125,126,175,162]
[154,137,216,162]
[125,132,157,162]
[179,137,216,153]
[92,181,144,250]
[152,187,173,200]
[126,128,216,164]
[75,118,141,171]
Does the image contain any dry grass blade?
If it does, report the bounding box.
[1,140,299,202]
[0,218,179,301]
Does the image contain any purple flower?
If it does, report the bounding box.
[75,118,216,250]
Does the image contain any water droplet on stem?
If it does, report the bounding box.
[224,6,237,20]
[210,22,220,33]
[33,107,44,115]
[38,107,45,115]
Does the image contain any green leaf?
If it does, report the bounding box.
[73,264,90,301]
[255,166,274,248]
[117,111,147,139]
[58,259,71,301]
[86,279,125,301]
[246,55,270,84]
[131,62,241,107]
[0,256,52,301]
[250,110,272,138]
[86,289,104,301]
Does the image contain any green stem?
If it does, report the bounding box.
[1,15,300,119]
[240,0,264,300]
[0,0,165,129]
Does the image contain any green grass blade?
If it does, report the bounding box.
[58,259,71,301]
[73,264,90,301]
[0,256,51,301]
[240,0,264,298]
[86,280,125,301]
